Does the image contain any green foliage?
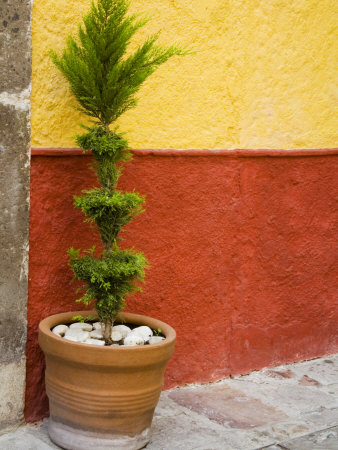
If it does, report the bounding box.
[77,126,129,159]
[76,126,130,188]
[68,247,147,322]
[51,0,190,339]
[71,314,98,323]
[74,188,145,247]
[51,0,190,128]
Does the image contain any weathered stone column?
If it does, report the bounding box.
[0,0,32,432]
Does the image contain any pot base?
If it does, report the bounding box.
[48,417,151,450]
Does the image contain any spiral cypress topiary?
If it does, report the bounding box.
[51,0,190,344]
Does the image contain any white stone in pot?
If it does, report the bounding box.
[63,335,79,342]
[52,325,69,337]
[64,329,90,342]
[90,329,103,339]
[111,330,123,342]
[85,338,105,346]
[131,326,153,343]
[149,336,165,345]
[69,322,93,331]
[123,334,144,346]
[92,322,102,330]
[112,325,131,339]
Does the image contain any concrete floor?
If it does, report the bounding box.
[1,353,338,449]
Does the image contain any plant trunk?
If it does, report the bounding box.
[103,319,113,345]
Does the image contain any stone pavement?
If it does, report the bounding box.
[1,354,337,449]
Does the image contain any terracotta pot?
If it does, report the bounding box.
[39,310,176,450]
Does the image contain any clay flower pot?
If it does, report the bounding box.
[39,310,176,450]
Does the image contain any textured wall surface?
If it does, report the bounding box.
[31,0,338,149]
[28,0,338,424]
[26,151,338,422]
[0,0,32,432]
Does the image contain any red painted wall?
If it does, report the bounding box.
[26,150,338,422]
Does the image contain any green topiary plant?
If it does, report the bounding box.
[51,0,190,344]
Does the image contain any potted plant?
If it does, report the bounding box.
[38,0,190,448]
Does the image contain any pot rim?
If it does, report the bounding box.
[39,310,176,351]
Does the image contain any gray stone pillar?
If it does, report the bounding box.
[0,0,32,432]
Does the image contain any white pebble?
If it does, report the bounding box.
[131,326,153,342]
[69,322,93,331]
[52,325,69,337]
[123,334,144,346]
[63,335,79,342]
[112,325,131,339]
[92,322,102,330]
[149,336,165,345]
[65,329,90,342]
[111,330,123,342]
[90,329,103,339]
[85,338,105,346]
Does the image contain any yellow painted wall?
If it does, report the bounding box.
[32,0,338,149]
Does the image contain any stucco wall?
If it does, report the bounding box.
[0,0,32,432]
[31,0,338,149]
[26,0,338,423]
[26,150,338,422]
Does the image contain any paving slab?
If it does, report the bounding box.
[263,426,338,450]
[0,421,59,450]
[168,385,287,429]
[0,353,337,450]
[281,425,338,450]
[289,355,338,386]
